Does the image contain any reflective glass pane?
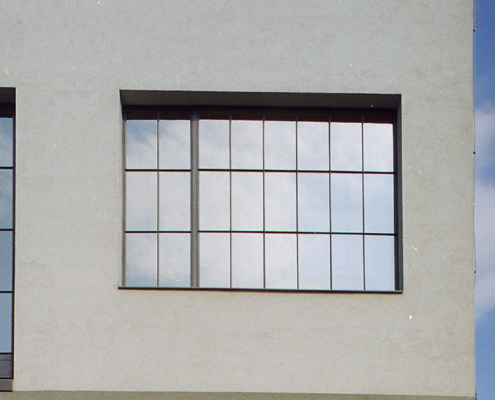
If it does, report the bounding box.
[331,173,363,232]
[199,172,230,231]
[332,234,363,290]
[265,234,297,289]
[126,119,157,169]
[199,233,230,288]
[0,232,13,291]
[265,121,296,170]
[126,172,157,231]
[232,172,263,231]
[0,293,12,352]
[199,119,230,169]
[159,172,190,231]
[363,123,394,172]
[299,234,330,290]
[0,118,13,167]
[365,235,395,291]
[125,234,157,287]
[0,170,13,229]
[331,122,362,171]
[298,173,330,232]
[364,174,394,234]
[231,120,263,169]
[159,233,190,287]
[298,122,329,170]
[159,120,190,169]
[232,233,263,288]
[265,173,296,231]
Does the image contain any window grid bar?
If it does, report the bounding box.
[229,115,233,289]
[126,168,191,173]
[361,117,366,290]
[191,111,199,288]
[156,117,160,287]
[295,117,299,289]
[262,116,266,289]
[328,115,333,290]
[127,230,395,236]
[193,169,394,174]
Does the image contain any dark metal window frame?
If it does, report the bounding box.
[0,102,15,391]
[122,103,402,293]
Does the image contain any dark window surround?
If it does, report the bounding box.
[121,92,403,293]
[0,100,15,392]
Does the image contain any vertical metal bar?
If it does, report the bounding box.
[328,115,333,290]
[122,111,128,287]
[295,116,299,289]
[394,108,403,290]
[229,115,233,288]
[156,115,160,287]
[10,110,15,378]
[361,115,366,290]
[191,111,200,287]
[262,114,266,289]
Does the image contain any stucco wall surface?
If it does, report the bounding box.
[0,0,474,397]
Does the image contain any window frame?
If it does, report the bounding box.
[0,103,15,391]
[122,104,403,293]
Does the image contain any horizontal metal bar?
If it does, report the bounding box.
[125,169,191,173]
[126,230,191,234]
[119,286,402,294]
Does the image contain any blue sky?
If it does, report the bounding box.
[475,0,495,398]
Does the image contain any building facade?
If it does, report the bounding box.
[0,1,475,399]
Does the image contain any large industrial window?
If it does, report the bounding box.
[0,106,14,388]
[123,107,400,291]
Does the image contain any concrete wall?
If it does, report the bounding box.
[0,0,474,397]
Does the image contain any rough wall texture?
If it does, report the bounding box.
[0,0,474,397]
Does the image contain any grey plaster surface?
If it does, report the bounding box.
[0,0,474,397]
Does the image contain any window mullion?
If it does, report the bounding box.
[191,111,200,288]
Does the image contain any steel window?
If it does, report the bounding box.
[124,107,399,291]
[0,107,14,384]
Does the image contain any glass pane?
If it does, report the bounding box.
[159,233,190,287]
[364,174,394,234]
[265,173,296,231]
[0,293,12,352]
[365,235,395,291]
[331,173,363,232]
[232,233,263,288]
[199,119,230,169]
[0,118,13,167]
[126,119,157,169]
[159,172,190,231]
[331,122,362,171]
[265,234,297,289]
[332,234,363,290]
[265,121,296,170]
[159,120,190,169]
[299,234,330,290]
[298,173,330,232]
[232,172,263,231]
[231,120,263,169]
[199,233,230,288]
[0,232,13,291]
[126,172,157,231]
[199,172,230,231]
[363,123,394,172]
[125,233,157,287]
[0,170,13,229]
[298,122,329,170]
